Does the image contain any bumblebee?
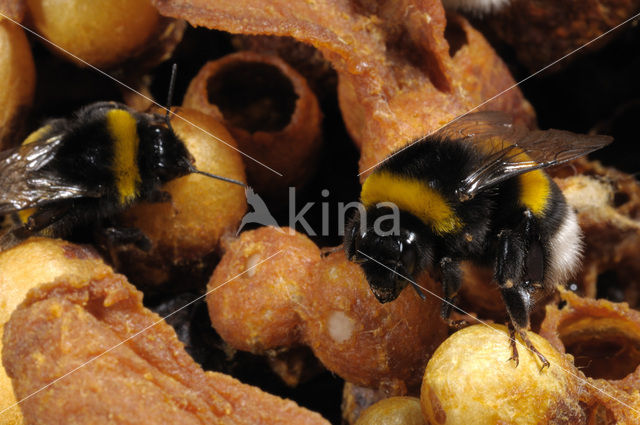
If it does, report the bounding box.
[0,101,245,249]
[345,112,612,366]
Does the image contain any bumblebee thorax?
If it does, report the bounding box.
[361,170,463,235]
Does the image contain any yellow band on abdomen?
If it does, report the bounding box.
[480,137,550,217]
[17,208,36,224]
[519,169,549,216]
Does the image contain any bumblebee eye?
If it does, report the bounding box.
[350,231,368,263]
[399,244,417,275]
[345,217,363,261]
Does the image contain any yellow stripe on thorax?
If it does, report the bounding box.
[22,125,52,145]
[361,171,463,234]
[106,109,141,205]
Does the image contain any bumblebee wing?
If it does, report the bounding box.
[433,111,524,142]
[0,136,96,214]
[445,116,613,199]
[505,128,613,167]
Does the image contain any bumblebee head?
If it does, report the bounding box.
[145,65,246,189]
[144,121,247,189]
[146,124,194,183]
[345,206,432,303]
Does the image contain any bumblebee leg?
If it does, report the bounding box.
[507,322,519,366]
[103,227,152,251]
[439,257,467,327]
[321,244,344,257]
[507,316,550,370]
[98,226,152,270]
[11,204,70,239]
[345,222,359,261]
[516,324,550,371]
[1,205,69,249]
[496,223,550,370]
[448,318,469,329]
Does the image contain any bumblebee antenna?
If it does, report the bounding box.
[187,164,248,188]
[409,281,427,300]
[165,63,178,133]
[167,64,246,189]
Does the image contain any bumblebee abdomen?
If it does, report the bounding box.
[518,169,550,217]
[22,125,54,146]
[16,207,36,225]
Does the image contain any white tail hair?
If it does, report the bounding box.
[441,0,510,13]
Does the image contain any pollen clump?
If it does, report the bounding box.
[207,226,448,393]
[0,238,112,425]
[0,19,35,149]
[421,324,585,425]
[26,0,161,68]
[207,226,321,353]
[354,396,426,425]
[1,247,330,425]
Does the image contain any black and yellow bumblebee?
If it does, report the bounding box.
[0,100,246,250]
[345,112,612,366]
